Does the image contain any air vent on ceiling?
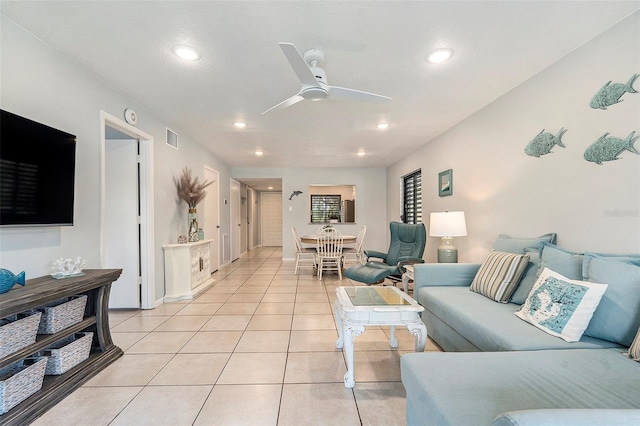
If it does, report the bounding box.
[166,128,178,150]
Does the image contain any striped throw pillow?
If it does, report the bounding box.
[626,327,640,362]
[470,251,530,303]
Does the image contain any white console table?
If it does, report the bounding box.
[162,239,214,302]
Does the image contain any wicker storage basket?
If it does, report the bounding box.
[0,357,47,414]
[40,332,93,375]
[0,312,42,359]
[36,295,88,334]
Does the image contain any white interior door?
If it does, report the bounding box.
[204,166,220,272]
[261,192,282,246]
[105,139,139,308]
[247,189,254,250]
[230,179,241,261]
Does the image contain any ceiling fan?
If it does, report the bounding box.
[262,42,391,114]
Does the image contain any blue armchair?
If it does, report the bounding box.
[344,221,426,285]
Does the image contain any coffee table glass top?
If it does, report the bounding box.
[344,287,411,306]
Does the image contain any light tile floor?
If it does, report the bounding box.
[33,247,441,426]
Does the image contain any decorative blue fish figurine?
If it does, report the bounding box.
[524,128,567,158]
[590,74,638,110]
[584,131,639,165]
[0,268,26,294]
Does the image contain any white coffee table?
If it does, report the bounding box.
[334,286,427,388]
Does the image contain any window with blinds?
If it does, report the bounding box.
[311,194,341,223]
[402,170,422,224]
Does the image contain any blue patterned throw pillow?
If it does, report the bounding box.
[515,268,608,342]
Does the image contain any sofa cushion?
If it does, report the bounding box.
[538,243,583,279]
[583,255,640,346]
[492,233,557,254]
[582,252,640,281]
[418,286,619,351]
[509,248,541,305]
[493,409,640,426]
[401,348,640,426]
[470,251,530,303]
[627,326,640,361]
[515,268,607,342]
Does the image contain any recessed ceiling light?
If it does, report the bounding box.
[234,121,246,128]
[173,46,200,61]
[427,48,454,64]
[254,150,263,156]
[268,186,273,190]
[357,151,366,156]
[376,123,389,130]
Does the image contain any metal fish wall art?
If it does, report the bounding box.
[524,128,567,158]
[584,131,639,165]
[590,74,638,110]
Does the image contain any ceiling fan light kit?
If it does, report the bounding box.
[262,42,391,114]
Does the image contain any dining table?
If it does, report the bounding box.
[300,235,357,244]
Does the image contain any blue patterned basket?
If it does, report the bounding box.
[40,332,93,375]
[36,295,88,334]
[0,311,42,358]
[0,357,47,414]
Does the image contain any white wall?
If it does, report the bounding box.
[234,167,387,260]
[0,16,233,302]
[388,12,640,263]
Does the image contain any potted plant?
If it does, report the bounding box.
[175,167,211,242]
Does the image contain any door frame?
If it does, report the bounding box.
[100,111,155,309]
[260,192,283,246]
[204,165,220,272]
[230,179,241,261]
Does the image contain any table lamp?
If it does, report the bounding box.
[429,211,467,263]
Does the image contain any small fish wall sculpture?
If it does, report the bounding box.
[590,74,638,110]
[584,131,639,165]
[0,268,26,294]
[524,128,567,158]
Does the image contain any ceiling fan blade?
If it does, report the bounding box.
[328,86,391,104]
[279,42,319,87]
[262,94,305,114]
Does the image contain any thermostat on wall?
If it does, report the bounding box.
[124,108,138,125]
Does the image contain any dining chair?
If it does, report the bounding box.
[316,225,342,236]
[292,226,317,275]
[342,225,366,267]
[316,233,344,280]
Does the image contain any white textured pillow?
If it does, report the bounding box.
[514,268,607,342]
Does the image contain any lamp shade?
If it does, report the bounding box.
[429,211,467,237]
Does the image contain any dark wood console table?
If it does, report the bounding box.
[0,269,123,425]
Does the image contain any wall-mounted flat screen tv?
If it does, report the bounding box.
[1,110,76,226]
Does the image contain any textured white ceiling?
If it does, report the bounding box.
[2,1,638,169]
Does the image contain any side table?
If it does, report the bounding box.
[402,264,415,293]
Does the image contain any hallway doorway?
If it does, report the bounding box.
[100,111,155,309]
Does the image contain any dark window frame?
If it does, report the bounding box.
[310,194,342,223]
[402,170,422,224]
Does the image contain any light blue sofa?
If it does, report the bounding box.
[401,252,640,425]
[412,263,623,352]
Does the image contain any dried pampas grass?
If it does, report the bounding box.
[175,167,212,208]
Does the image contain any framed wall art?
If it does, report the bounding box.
[438,169,453,197]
